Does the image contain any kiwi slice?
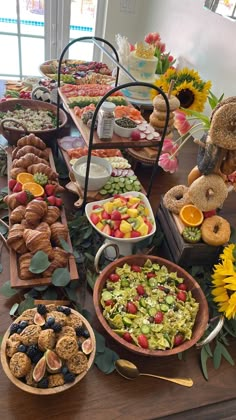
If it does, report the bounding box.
[182,227,201,244]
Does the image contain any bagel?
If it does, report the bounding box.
[201,215,231,246]
[188,174,228,212]
[152,110,175,121]
[221,149,236,175]
[153,94,180,112]
[197,134,222,175]
[210,103,236,150]
[149,112,174,128]
[163,185,191,214]
[187,165,202,186]
[210,96,236,122]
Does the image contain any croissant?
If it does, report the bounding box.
[50,222,69,246]
[36,222,51,238]
[28,164,58,181]
[10,167,26,180]
[24,200,48,227]
[23,228,52,254]
[12,146,20,160]
[21,219,37,229]
[18,252,36,280]
[10,205,26,224]
[43,247,69,277]
[12,153,49,169]
[4,192,29,210]
[17,133,46,150]
[7,224,28,254]
[42,206,60,225]
[14,145,49,161]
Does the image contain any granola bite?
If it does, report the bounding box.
[20,325,41,346]
[66,351,88,375]
[46,311,67,326]
[48,373,65,388]
[6,338,21,357]
[9,352,31,378]
[65,313,83,329]
[38,329,56,352]
[55,335,78,360]
[57,326,76,339]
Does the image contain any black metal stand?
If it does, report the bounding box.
[55,37,170,212]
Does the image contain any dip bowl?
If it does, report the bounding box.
[72,156,112,191]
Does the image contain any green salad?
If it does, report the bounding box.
[100,259,199,350]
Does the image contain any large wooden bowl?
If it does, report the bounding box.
[0,99,67,145]
[93,255,209,357]
[1,307,96,395]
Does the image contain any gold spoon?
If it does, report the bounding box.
[115,359,193,388]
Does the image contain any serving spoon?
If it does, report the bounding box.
[115,359,193,388]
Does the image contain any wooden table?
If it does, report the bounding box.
[1,140,236,420]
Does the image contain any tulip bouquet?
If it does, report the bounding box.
[144,32,175,75]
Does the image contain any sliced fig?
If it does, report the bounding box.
[33,356,46,382]
[45,349,62,371]
[34,312,45,326]
[81,337,93,355]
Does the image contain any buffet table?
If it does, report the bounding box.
[1,138,236,420]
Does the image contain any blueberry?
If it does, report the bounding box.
[42,322,50,330]
[61,366,69,375]
[17,328,22,334]
[9,323,19,335]
[63,372,76,383]
[18,344,27,353]
[82,329,90,339]
[47,316,55,326]
[31,352,44,364]
[37,378,49,389]
[19,321,28,329]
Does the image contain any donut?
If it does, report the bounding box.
[210,103,236,150]
[188,174,228,212]
[201,215,231,246]
[187,165,202,186]
[163,185,191,214]
[196,134,222,175]
[153,95,180,112]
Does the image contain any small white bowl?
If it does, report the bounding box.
[72,156,112,191]
[114,118,137,138]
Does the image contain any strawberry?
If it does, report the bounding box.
[16,191,28,205]
[45,184,56,196]
[55,197,63,207]
[8,179,17,191]
[90,213,100,225]
[102,224,111,236]
[110,210,121,220]
[13,182,22,193]
[131,230,141,238]
[35,197,44,201]
[114,229,124,238]
[47,195,56,205]
[203,209,217,218]
[101,210,110,220]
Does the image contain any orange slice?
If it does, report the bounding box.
[16,172,34,184]
[22,182,44,197]
[179,204,204,227]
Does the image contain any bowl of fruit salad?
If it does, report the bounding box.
[85,191,156,256]
[93,255,209,356]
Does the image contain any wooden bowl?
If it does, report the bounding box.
[93,255,209,357]
[1,307,96,394]
[0,99,68,145]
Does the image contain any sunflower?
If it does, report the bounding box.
[151,67,212,112]
[211,244,236,319]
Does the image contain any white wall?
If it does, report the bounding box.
[102,0,236,100]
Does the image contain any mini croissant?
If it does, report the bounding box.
[18,252,35,280]
[24,200,48,227]
[23,228,52,254]
[42,206,60,225]
[14,145,49,161]
[50,222,69,246]
[10,205,26,224]
[43,247,69,277]
[28,163,58,181]
[7,224,28,254]
[17,133,47,150]
[12,153,49,169]
[36,222,51,238]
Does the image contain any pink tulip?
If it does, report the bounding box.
[174,111,193,135]
[162,138,178,154]
[158,153,179,173]
[144,33,154,44]
[152,32,161,43]
[129,43,135,51]
[168,55,174,63]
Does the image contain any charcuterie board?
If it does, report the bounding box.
[6,147,78,289]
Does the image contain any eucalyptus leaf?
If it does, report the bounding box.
[51,267,71,287]
[30,251,50,274]
[84,253,95,263]
[1,186,8,194]
[33,285,49,292]
[200,346,209,380]
[213,341,222,369]
[0,263,2,273]
[219,342,235,366]
[177,352,183,360]
[224,319,236,337]
[94,330,106,354]
[0,224,8,235]
[0,281,18,298]
[59,238,72,253]
[64,287,78,302]
[94,347,119,374]
[81,308,93,323]
[204,342,213,357]
[87,270,97,290]
[18,297,35,315]
[9,302,19,316]
[42,288,58,300]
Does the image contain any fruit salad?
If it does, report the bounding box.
[87,193,155,239]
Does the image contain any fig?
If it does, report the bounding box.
[45,349,62,371]
[33,356,46,382]
[81,338,93,355]
[34,312,45,326]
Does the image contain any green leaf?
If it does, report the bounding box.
[219,342,235,366]
[213,341,222,369]
[204,342,213,358]
[42,288,58,300]
[59,238,72,253]
[0,281,18,298]
[51,267,71,287]
[0,224,8,235]
[224,319,236,337]
[81,308,93,323]
[29,251,50,274]
[87,270,97,290]
[64,287,78,302]
[94,347,119,374]
[9,302,19,316]
[1,186,8,194]
[33,285,49,292]
[18,297,35,314]
[200,346,209,380]
[84,252,95,263]
[94,330,106,354]
[229,226,236,244]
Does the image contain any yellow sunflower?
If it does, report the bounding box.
[211,244,236,319]
[151,67,212,112]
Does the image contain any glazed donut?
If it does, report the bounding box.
[201,215,231,246]
[210,103,236,150]
[187,165,202,186]
[153,95,180,112]
[197,134,222,175]
[188,174,228,212]
[163,185,191,214]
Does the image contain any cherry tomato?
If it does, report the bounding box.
[136,285,145,295]
[123,332,132,342]
[177,291,187,302]
[147,272,155,278]
[174,334,184,346]
[104,299,114,307]
[132,265,142,272]
[178,283,187,291]
[126,301,137,314]
[138,334,149,349]
[154,311,164,324]
[109,273,120,283]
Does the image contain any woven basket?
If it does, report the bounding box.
[0,99,68,145]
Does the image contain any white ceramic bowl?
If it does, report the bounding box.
[72,156,112,191]
[114,118,137,138]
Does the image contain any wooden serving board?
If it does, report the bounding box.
[7,147,78,289]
